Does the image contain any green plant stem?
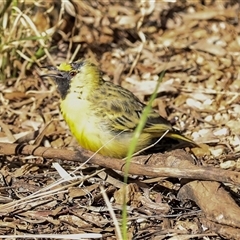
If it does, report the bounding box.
[121,71,165,239]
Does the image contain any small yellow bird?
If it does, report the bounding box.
[42,59,196,158]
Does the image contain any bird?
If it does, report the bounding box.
[42,59,197,158]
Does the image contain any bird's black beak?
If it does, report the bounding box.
[40,66,65,80]
[40,73,65,79]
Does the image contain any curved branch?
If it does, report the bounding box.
[0,142,239,185]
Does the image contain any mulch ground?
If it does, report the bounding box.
[1,0,240,239]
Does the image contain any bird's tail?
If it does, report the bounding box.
[165,131,198,148]
[143,130,198,155]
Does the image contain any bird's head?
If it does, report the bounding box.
[41,59,102,99]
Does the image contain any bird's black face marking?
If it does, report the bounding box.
[52,71,72,99]
[55,72,72,99]
[41,70,72,99]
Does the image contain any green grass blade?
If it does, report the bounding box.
[121,71,165,239]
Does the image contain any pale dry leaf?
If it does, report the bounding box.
[220,160,236,169]
[190,40,226,56]
[0,131,32,143]
[115,15,140,28]
[181,7,237,20]
[190,93,210,102]
[226,120,240,134]
[236,159,240,169]
[126,77,178,95]
[210,147,224,157]
[213,128,229,137]
[192,128,219,143]
[63,0,76,17]
[186,98,203,110]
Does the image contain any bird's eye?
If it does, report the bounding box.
[69,71,77,77]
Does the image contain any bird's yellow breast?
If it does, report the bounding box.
[60,94,100,150]
[60,93,143,158]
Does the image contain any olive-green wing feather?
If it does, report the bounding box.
[91,81,173,133]
[91,81,196,147]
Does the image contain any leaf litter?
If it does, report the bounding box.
[0,0,240,239]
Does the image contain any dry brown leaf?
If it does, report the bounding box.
[13,164,39,178]
[114,183,142,207]
[59,215,91,228]
[69,183,99,199]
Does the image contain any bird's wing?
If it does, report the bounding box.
[92,82,173,133]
